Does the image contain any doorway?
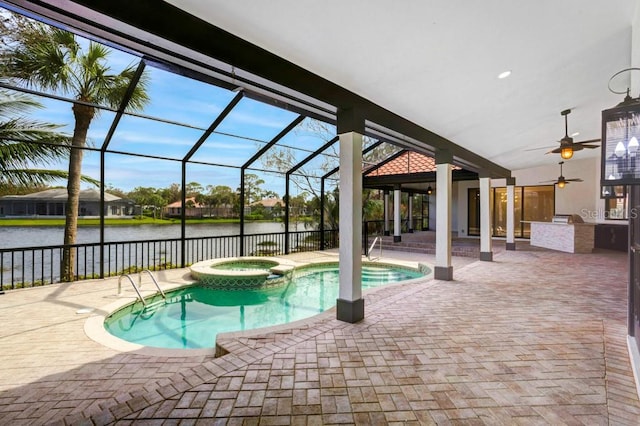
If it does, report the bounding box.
[468,188,480,236]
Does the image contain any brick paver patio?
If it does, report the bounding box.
[1,245,639,425]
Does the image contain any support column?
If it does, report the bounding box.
[336,108,364,323]
[383,190,390,236]
[408,192,414,233]
[393,185,402,242]
[506,177,516,251]
[479,175,493,261]
[320,178,325,250]
[435,150,453,280]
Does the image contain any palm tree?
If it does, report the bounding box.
[1,15,149,281]
[0,89,73,187]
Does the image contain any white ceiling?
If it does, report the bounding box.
[167,0,637,172]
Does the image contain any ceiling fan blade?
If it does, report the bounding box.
[566,178,583,182]
[548,147,562,154]
[539,179,558,183]
[524,145,556,152]
[580,144,600,149]
[575,138,600,145]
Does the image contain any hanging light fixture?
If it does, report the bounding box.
[560,145,574,160]
[426,185,433,195]
[601,69,640,186]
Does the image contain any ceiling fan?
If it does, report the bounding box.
[525,109,600,159]
[540,161,583,188]
[548,109,600,159]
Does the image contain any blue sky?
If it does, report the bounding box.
[21,31,341,198]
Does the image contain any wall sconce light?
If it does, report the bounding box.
[426,185,433,195]
[601,69,640,186]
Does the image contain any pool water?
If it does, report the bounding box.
[104,265,424,349]
[213,260,277,272]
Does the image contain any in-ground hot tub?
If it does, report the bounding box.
[190,257,296,289]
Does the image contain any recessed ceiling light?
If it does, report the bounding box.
[570,132,580,137]
[498,70,511,79]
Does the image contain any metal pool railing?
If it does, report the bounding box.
[0,229,338,290]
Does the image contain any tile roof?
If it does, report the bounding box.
[252,198,284,208]
[165,197,204,208]
[364,151,460,177]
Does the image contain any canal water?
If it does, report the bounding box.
[0,222,285,249]
[0,222,293,287]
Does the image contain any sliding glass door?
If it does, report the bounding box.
[489,185,553,238]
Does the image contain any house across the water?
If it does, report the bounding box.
[0,188,136,218]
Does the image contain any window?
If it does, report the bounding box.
[492,185,554,238]
[493,188,508,237]
[522,186,555,237]
[420,194,429,231]
[468,188,480,236]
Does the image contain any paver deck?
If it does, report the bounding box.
[0,244,639,425]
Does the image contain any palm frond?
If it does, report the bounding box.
[0,10,150,193]
[0,90,42,118]
[119,63,150,111]
[0,168,98,187]
[0,86,74,188]
[0,140,68,169]
[1,17,74,94]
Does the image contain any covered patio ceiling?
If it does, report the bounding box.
[169,0,636,172]
[8,1,638,176]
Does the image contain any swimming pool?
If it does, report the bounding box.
[104,262,427,349]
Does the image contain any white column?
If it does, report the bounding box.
[506,177,516,250]
[383,190,390,236]
[408,193,414,233]
[393,186,401,242]
[435,162,453,280]
[337,130,363,322]
[479,176,493,261]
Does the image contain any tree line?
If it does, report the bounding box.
[107,174,297,221]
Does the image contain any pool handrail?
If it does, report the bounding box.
[118,274,146,306]
[368,236,381,261]
[139,269,166,299]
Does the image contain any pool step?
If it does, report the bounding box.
[138,299,166,319]
[361,270,397,277]
[370,238,480,258]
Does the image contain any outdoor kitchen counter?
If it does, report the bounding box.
[529,221,595,254]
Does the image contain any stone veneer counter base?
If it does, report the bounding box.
[530,221,595,253]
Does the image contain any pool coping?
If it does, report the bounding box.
[190,256,297,280]
[83,257,433,357]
